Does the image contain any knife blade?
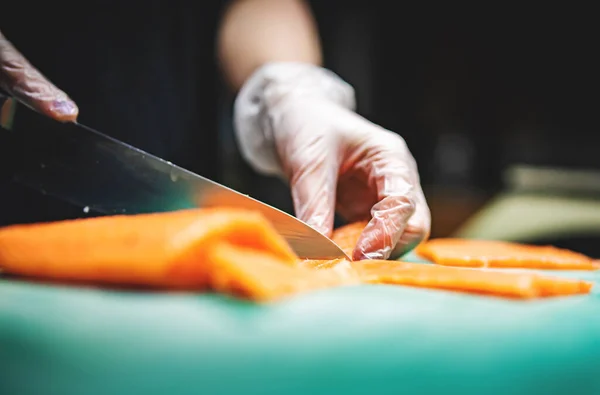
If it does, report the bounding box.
[0,95,349,260]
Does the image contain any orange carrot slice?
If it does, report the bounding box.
[330,221,368,258]
[0,208,298,289]
[416,238,600,270]
[298,258,350,270]
[354,260,593,298]
[300,259,593,298]
[208,244,359,302]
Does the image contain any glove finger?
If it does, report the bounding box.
[353,194,416,260]
[0,32,78,122]
[350,130,429,260]
[288,139,339,237]
[394,188,431,254]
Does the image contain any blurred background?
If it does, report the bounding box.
[217,3,600,256]
[3,2,596,256]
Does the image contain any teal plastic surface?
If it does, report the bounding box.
[1,253,600,395]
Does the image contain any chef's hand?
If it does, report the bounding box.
[234,62,430,260]
[0,30,78,122]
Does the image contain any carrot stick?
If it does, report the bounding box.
[300,259,593,299]
[416,238,600,270]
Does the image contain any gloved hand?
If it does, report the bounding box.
[234,62,431,260]
[0,30,78,122]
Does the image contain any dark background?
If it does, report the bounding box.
[2,2,597,248]
[219,3,598,238]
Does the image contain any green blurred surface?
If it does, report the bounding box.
[455,193,600,243]
[1,253,600,395]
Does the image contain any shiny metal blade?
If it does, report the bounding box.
[0,95,349,260]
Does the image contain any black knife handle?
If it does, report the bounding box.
[0,91,16,130]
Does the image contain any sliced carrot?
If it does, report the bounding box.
[358,261,592,298]
[0,208,298,289]
[330,221,369,258]
[208,244,359,302]
[300,259,593,298]
[298,258,349,270]
[0,209,594,301]
[416,238,600,270]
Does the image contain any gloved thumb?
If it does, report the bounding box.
[0,31,78,122]
[286,136,339,238]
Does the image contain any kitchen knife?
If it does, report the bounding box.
[0,95,349,260]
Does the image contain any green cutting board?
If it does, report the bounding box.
[1,254,600,395]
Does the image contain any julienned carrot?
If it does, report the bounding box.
[301,259,593,299]
[0,208,298,289]
[416,238,600,271]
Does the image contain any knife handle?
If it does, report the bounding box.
[0,90,10,105]
[0,91,16,130]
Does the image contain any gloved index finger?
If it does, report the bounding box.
[351,133,428,260]
[353,194,417,261]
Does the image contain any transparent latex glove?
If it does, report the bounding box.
[234,62,430,260]
[0,30,78,121]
